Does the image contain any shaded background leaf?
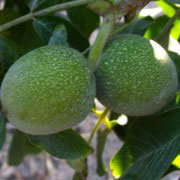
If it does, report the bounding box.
[7,22,44,53]
[26,0,59,11]
[29,129,93,160]
[164,0,180,4]
[67,5,100,39]
[8,130,41,166]
[96,127,110,176]
[118,16,153,36]
[33,16,89,51]
[48,24,69,46]
[0,35,24,84]
[0,115,6,150]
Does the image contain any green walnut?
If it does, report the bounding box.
[95,34,178,116]
[1,45,96,135]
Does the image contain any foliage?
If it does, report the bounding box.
[0,0,179,179]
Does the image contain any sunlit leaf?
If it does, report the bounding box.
[144,16,170,40]
[110,108,180,179]
[170,18,180,40]
[172,155,180,168]
[157,1,177,17]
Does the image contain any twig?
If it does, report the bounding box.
[0,0,95,32]
[88,108,109,144]
[82,47,91,55]
[156,9,180,42]
[88,13,115,71]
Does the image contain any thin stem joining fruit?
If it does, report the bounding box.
[88,13,115,71]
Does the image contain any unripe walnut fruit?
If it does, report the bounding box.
[95,34,178,116]
[1,45,96,135]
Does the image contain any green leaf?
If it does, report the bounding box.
[144,15,171,48]
[26,0,59,11]
[170,17,180,40]
[0,115,6,150]
[67,158,86,172]
[67,5,100,39]
[72,172,86,180]
[28,129,93,160]
[73,173,82,180]
[48,24,68,46]
[144,16,170,40]
[164,0,180,4]
[163,164,180,177]
[96,127,110,176]
[0,8,20,38]
[119,16,153,36]
[172,155,180,168]
[5,0,29,15]
[157,1,177,17]
[8,130,41,166]
[33,16,89,51]
[0,8,20,26]
[0,35,23,77]
[8,22,44,53]
[33,17,59,44]
[0,9,43,53]
[110,108,180,180]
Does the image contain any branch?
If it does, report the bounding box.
[156,9,180,42]
[113,0,152,22]
[0,0,95,32]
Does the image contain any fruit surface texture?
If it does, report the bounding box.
[1,45,96,135]
[96,34,178,116]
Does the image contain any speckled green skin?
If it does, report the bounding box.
[96,34,178,116]
[1,45,96,135]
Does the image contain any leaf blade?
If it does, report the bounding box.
[29,129,93,160]
[0,115,6,150]
[110,108,180,180]
[8,130,41,166]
